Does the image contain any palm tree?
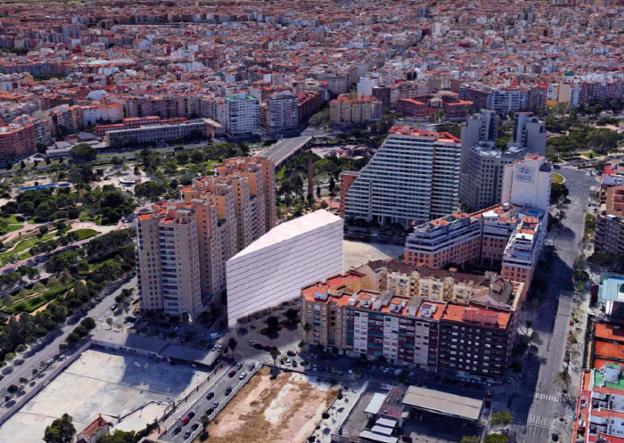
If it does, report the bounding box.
[555,368,571,390]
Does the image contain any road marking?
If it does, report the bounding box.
[527,414,553,429]
[517,390,560,403]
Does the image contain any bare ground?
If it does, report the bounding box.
[201,367,337,443]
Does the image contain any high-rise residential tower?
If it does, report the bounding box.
[135,157,275,318]
[342,124,461,226]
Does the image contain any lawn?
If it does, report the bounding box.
[0,215,24,235]
[552,172,566,185]
[2,283,70,315]
[72,228,98,241]
[0,231,56,266]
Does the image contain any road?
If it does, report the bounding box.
[0,277,137,415]
[259,136,312,165]
[510,166,597,442]
[164,360,259,443]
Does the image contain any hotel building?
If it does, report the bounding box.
[135,157,275,318]
[404,204,546,297]
[342,124,461,226]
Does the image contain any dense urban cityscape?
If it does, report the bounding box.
[1,0,624,442]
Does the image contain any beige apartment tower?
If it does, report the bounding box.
[136,156,275,319]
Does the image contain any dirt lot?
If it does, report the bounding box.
[201,367,338,443]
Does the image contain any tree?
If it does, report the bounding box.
[490,410,513,426]
[316,185,321,199]
[228,337,237,351]
[266,316,279,332]
[70,144,97,162]
[484,434,508,443]
[328,176,336,195]
[556,368,571,390]
[284,308,299,325]
[270,346,280,363]
[44,413,76,443]
[99,430,135,443]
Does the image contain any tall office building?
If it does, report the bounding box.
[342,124,461,226]
[510,112,546,156]
[136,157,275,318]
[459,110,533,212]
[223,93,260,138]
[501,154,552,211]
[265,91,299,133]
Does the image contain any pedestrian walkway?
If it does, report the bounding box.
[517,390,560,403]
[527,414,554,429]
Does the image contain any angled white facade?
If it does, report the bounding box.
[226,210,343,327]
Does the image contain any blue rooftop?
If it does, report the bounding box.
[599,274,624,303]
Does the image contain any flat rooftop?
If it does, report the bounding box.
[230,209,342,258]
[402,386,483,422]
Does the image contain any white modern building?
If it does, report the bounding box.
[501,154,552,211]
[223,93,260,137]
[225,210,343,327]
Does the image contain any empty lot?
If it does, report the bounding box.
[0,349,207,442]
[202,367,337,443]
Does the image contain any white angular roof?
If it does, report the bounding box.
[230,209,342,259]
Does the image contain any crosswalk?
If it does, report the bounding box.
[527,414,554,429]
[516,390,560,403]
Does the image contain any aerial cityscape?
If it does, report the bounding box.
[1,0,624,442]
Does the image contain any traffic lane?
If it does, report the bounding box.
[0,277,136,407]
[169,362,256,442]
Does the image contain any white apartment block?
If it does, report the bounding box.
[226,210,343,327]
[224,93,260,137]
[344,124,461,226]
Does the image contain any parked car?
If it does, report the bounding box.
[225,386,232,396]
[187,411,195,420]
[173,427,181,435]
[206,392,214,400]
[239,372,247,380]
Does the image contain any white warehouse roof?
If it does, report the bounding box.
[230,209,342,259]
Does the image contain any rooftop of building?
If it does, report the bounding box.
[388,124,460,144]
[229,209,342,259]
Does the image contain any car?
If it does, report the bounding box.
[173,427,181,435]
[292,361,298,368]
[213,401,220,408]
[228,370,236,378]
[183,430,191,439]
[249,340,255,346]
[551,433,559,441]
[253,343,263,350]
[205,407,214,416]
[239,372,247,380]
[285,358,291,364]
[248,363,256,370]
[182,416,190,426]
[236,362,243,370]
[110,304,117,311]
[225,387,232,396]
[206,392,214,400]
[287,350,296,357]
[187,411,195,419]
[191,423,199,431]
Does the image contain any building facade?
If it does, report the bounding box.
[135,157,275,318]
[223,93,260,138]
[329,93,382,126]
[226,210,343,327]
[265,91,299,133]
[343,124,461,226]
[404,204,546,298]
[301,264,520,381]
[105,119,216,147]
[595,185,624,255]
[501,154,552,211]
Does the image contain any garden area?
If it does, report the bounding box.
[0,229,136,366]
